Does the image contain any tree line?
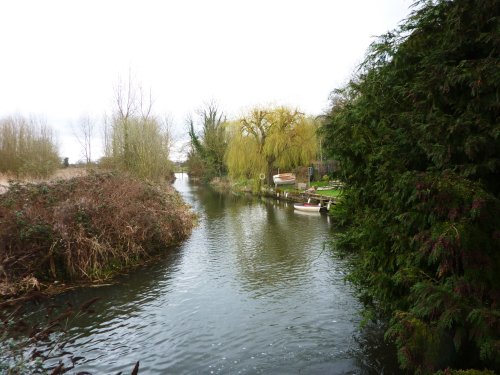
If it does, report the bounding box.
[0,78,173,181]
[0,89,321,185]
[187,103,319,187]
[0,116,60,178]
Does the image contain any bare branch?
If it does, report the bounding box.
[72,115,95,164]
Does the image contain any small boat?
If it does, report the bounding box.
[273,173,296,185]
[293,209,321,216]
[293,202,321,212]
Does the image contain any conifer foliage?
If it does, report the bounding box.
[322,0,499,372]
[187,103,228,181]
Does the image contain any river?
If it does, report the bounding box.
[7,173,401,374]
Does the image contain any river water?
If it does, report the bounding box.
[11,173,401,374]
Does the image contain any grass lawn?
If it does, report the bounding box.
[315,189,343,198]
[275,182,343,198]
[310,181,330,188]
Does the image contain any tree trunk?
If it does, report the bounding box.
[267,158,275,187]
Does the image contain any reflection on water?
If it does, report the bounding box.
[10,173,401,374]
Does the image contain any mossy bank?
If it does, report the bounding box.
[0,172,196,299]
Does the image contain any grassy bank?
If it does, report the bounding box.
[0,172,196,298]
[277,181,343,198]
[208,176,343,208]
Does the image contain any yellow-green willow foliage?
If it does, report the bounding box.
[225,107,317,185]
[0,116,60,178]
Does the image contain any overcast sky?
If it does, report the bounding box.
[0,0,413,162]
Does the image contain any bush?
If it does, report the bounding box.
[322,0,499,372]
[0,172,196,290]
[104,116,173,181]
[0,116,60,178]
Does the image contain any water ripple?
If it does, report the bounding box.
[5,175,400,374]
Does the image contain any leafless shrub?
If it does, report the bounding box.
[0,172,196,292]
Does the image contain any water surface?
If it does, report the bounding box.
[14,173,400,374]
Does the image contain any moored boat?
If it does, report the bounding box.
[273,173,296,185]
[293,202,321,212]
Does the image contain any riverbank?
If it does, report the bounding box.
[209,176,341,209]
[2,173,376,374]
[0,167,88,195]
[0,172,196,300]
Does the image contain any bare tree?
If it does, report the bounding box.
[139,85,154,121]
[72,115,95,164]
[112,72,157,168]
[102,113,112,158]
[114,70,137,121]
[114,71,155,122]
[106,74,173,180]
[160,114,173,152]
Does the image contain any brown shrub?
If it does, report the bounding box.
[0,172,196,288]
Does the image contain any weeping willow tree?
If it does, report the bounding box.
[226,106,317,187]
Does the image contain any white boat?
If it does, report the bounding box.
[293,202,321,212]
[294,209,321,216]
[273,173,296,185]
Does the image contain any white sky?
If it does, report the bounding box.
[0,0,412,162]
